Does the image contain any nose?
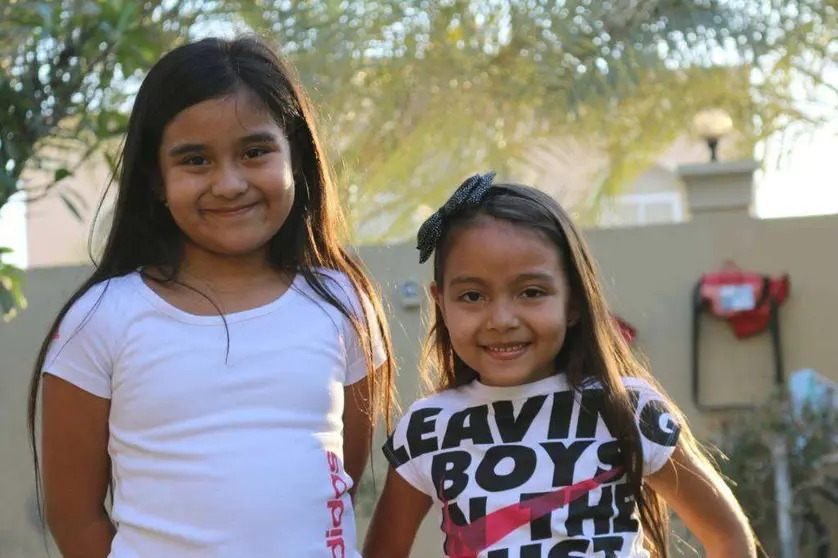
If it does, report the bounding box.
[486,299,520,331]
[211,163,248,199]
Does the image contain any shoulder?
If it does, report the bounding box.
[310,267,356,293]
[57,273,140,331]
[619,377,672,408]
[299,268,368,311]
[620,376,658,393]
[402,388,471,417]
[298,268,384,332]
[43,273,142,390]
[580,375,664,400]
[386,388,474,446]
[383,389,471,475]
[388,390,467,436]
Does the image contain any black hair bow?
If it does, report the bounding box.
[416,171,496,264]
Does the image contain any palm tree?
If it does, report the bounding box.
[241,0,836,241]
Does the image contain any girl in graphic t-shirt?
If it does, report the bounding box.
[28,36,396,558]
[364,173,756,558]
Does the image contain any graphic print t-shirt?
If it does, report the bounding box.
[383,375,681,557]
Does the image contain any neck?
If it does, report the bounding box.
[177,243,281,292]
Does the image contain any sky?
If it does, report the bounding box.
[756,128,838,218]
[0,194,27,268]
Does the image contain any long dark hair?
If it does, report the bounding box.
[28,35,396,517]
[422,183,711,557]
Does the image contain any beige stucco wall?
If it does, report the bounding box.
[2,206,837,556]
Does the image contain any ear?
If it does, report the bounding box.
[566,304,580,327]
[152,174,167,205]
[429,281,441,306]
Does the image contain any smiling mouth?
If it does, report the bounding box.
[481,343,530,359]
[204,202,260,216]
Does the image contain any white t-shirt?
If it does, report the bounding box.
[43,269,385,558]
[383,374,680,557]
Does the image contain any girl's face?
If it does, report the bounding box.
[432,217,575,387]
[158,89,294,259]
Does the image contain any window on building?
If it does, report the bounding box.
[598,191,684,227]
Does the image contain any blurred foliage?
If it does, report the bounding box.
[710,390,838,557]
[0,247,26,322]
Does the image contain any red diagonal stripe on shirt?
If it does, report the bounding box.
[441,467,623,558]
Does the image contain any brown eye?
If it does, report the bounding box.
[182,155,208,166]
[457,291,483,303]
[521,288,546,299]
[244,147,270,159]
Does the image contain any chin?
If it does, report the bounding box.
[198,235,274,257]
[478,372,533,388]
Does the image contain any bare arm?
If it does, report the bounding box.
[646,442,756,558]
[42,374,115,558]
[364,466,433,558]
[343,371,377,499]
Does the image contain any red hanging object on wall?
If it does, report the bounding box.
[697,264,790,339]
[613,315,636,344]
[692,261,790,411]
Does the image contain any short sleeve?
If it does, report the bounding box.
[633,383,681,475]
[381,407,435,497]
[343,288,387,386]
[42,282,116,399]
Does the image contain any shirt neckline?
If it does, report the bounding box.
[129,270,302,325]
[461,373,570,402]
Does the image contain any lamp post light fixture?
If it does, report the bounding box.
[692,108,734,163]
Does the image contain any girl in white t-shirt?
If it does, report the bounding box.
[364,173,756,557]
[28,36,395,558]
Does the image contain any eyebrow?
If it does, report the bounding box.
[448,271,556,287]
[166,132,280,158]
[448,276,488,287]
[515,271,557,283]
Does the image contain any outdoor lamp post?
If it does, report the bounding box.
[692,108,733,162]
